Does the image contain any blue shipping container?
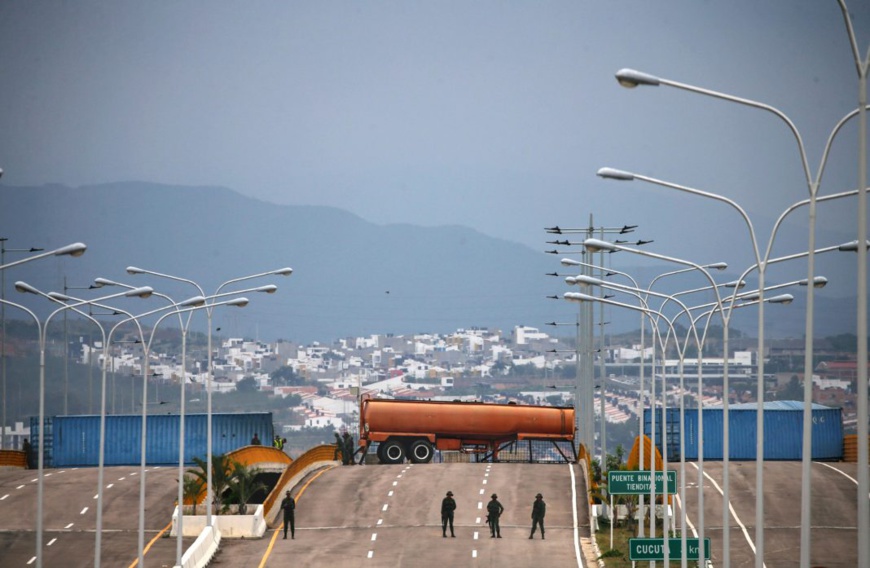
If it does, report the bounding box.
[32,412,274,467]
[643,402,843,461]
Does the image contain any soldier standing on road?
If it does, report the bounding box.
[529,493,546,539]
[342,431,355,465]
[441,491,456,537]
[22,438,32,469]
[333,432,344,462]
[281,490,296,539]
[487,493,504,538]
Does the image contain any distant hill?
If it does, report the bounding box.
[0,181,858,343]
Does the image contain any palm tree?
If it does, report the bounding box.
[182,474,205,515]
[227,461,266,515]
[187,454,234,515]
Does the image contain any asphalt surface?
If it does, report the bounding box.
[0,459,863,567]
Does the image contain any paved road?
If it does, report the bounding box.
[671,460,859,567]
[215,462,591,568]
[0,465,189,568]
[0,459,863,567]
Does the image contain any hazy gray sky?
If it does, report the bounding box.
[2,1,869,300]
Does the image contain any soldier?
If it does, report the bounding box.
[280,490,296,539]
[487,493,504,538]
[342,431,355,465]
[529,493,545,539]
[250,433,261,445]
[333,432,344,462]
[441,490,456,537]
[22,438,32,469]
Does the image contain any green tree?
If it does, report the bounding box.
[271,365,301,386]
[182,474,205,515]
[236,376,258,393]
[187,454,234,515]
[774,375,804,401]
[227,461,266,515]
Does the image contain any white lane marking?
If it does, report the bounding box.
[392,481,397,486]
[396,475,402,479]
[93,494,99,500]
[130,472,138,476]
[0,494,8,500]
[58,470,66,474]
[27,556,36,565]
[819,462,869,494]
[473,550,478,558]
[477,502,482,510]
[65,523,74,529]
[476,517,481,524]
[483,479,487,484]
[700,465,765,566]
[388,491,393,497]
[80,507,88,515]
[479,489,484,495]
[371,533,377,541]
[16,485,25,490]
[474,531,479,540]
[47,538,57,546]
[569,463,584,568]
[30,478,38,483]
[106,484,114,489]
[377,519,383,525]
[382,504,388,512]
[118,477,126,481]
[45,473,52,477]
[367,551,374,558]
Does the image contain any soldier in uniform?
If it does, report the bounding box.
[441,490,456,537]
[281,490,296,539]
[333,432,344,462]
[529,493,546,539]
[342,431,355,465]
[487,493,504,538]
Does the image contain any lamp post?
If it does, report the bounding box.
[51,289,249,567]
[9,281,150,568]
[565,291,678,561]
[597,167,870,566]
[582,237,728,561]
[94,277,278,567]
[613,19,869,558]
[125,266,290,529]
[0,242,83,448]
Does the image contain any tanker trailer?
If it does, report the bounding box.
[359,396,576,464]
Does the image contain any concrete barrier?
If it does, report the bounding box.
[172,504,266,539]
[173,524,221,568]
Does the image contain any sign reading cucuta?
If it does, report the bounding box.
[629,538,712,561]
[607,470,677,495]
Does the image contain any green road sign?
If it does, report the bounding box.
[629,538,712,561]
[608,470,677,495]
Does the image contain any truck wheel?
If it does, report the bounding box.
[409,439,434,463]
[381,440,405,464]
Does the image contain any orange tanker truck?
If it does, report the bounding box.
[358,396,576,464]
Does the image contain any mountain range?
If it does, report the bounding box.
[0,181,859,344]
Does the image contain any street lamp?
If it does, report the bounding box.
[10,281,151,568]
[613,19,869,560]
[0,241,84,448]
[0,239,44,450]
[596,167,869,566]
[52,289,247,567]
[125,266,289,530]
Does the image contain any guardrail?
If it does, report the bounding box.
[263,444,339,522]
[0,450,27,468]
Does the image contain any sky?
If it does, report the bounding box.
[2,1,870,319]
